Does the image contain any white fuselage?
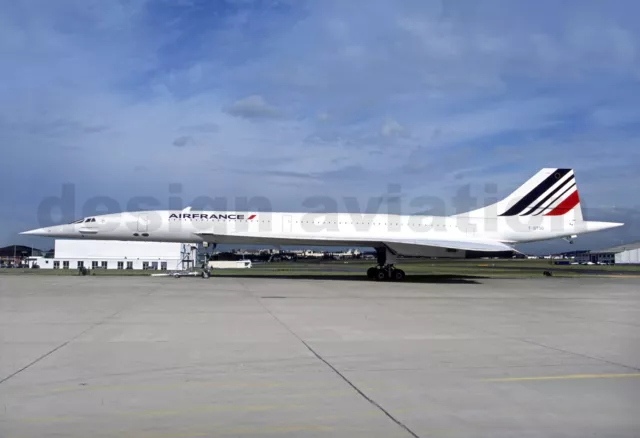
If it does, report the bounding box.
[22,168,624,259]
[22,210,618,257]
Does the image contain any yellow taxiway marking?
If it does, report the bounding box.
[121,403,307,418]
[19,416,77,423]
[50,380,283,393]
[484,373,640,382]
[128,424,332,438]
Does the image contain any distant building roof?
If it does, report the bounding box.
[590,241,640,254]
[0,245,44,257]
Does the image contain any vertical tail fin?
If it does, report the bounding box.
[462,168,583,221]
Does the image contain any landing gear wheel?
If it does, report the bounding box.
[367,267,377,279]
[392,269,405,282]
[201,270,210,279]
[375,269,388,281]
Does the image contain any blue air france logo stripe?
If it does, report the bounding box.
[499,168,572,217]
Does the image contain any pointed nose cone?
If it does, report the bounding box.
[21,227,49,236]
[20,226,65,237]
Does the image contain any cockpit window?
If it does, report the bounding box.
[69,217,97,224]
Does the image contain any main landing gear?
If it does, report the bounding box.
[200,242,216,279]
[367,265,406,281]
[367,247,406,281]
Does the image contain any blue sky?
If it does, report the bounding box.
[2,0,639,252]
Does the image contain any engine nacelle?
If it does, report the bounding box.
[385,242,467,259]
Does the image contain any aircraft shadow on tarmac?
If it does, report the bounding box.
[218,274,484,284]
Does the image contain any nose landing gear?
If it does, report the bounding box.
[367,247,406,281]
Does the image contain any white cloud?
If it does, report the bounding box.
[380,119,409,138]
[223,95,281,120]
[317,112,331,121]
[179,122,219,133]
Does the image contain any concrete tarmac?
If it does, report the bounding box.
[1,276,639,438]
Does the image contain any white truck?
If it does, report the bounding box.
[208,260,252,269]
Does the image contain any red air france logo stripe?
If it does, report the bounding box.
[247,214,256,220]
[545,191,580,216]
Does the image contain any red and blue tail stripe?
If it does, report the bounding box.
[500,168,580,217]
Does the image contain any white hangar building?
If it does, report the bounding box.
[575,241,640,265]
[37,240,186,271]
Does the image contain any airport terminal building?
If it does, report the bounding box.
[32,240,185,271]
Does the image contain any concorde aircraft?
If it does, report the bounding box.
[22,168,623,281]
